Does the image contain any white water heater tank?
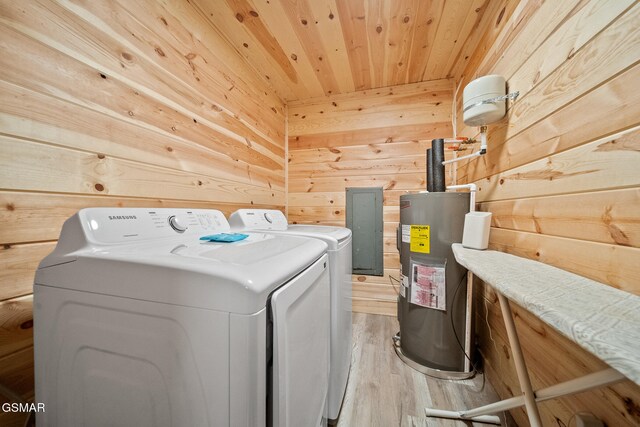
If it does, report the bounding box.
[463,75,506,126]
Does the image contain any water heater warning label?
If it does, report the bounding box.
[410,262,446,311]
[409,225,430,253]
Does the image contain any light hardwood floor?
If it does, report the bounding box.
[336,313,511,427]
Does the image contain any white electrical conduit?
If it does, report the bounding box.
[446,183,477,373]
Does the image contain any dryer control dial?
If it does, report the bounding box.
[264,212,273,223]
[168,215,188,233]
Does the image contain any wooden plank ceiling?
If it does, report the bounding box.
[194,0,501,100]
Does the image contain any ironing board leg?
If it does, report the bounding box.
[496,292,542,426]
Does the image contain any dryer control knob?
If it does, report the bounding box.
[264,212,273,223]
[168,215,188,232]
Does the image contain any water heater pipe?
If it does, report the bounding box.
[442,126,487,166]
[446,183,477,212]
[479,125,488,154]
[426,150,432,192]
[431,138,446,192]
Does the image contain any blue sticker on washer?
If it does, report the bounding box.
[199,233,249,242]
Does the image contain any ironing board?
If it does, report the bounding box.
[424,244,640,426]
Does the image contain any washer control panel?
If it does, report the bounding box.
[228,209,288,231]
[78,208,230,244]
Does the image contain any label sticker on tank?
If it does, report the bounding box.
[410,225,430,253]
[410,262,446,311]
[401,224,411,243]
[399,273,408,297]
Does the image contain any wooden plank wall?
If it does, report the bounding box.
[0,1,285,423]
[287,79,455,316]
[455,0,640,425]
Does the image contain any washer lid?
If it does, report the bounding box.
[35,232,327,314]
[35,209,328,314]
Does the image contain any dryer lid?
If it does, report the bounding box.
[229,208,289,231]
[229,209,352,244]
[286,225,352,243]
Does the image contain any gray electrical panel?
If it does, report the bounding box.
[345,187,383,276]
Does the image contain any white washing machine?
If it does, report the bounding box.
[34,208,330,427]
[229,209,352,422]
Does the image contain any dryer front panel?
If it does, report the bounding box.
[270,254,330,427]
[34,285,230,427]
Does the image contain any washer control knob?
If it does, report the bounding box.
[168,215,188,232]
[264,212,273,223]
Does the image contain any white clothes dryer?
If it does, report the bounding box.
[229,209,352,422]
[34,208,330,427]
